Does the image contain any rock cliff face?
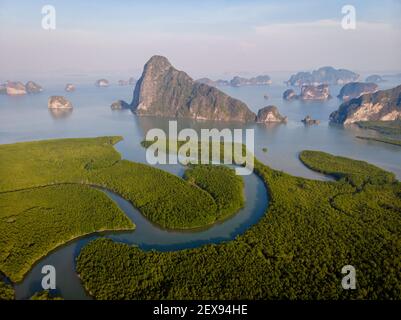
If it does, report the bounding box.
[337,82,378,101]
[131,56,256,122]
[5,81,27,95]
[300,84,331,100]
[25,81,43,93]
[330,85,401,124]
[286,67,359,86]
[283,89,297,101]
[48,96,73,109]
[256,106,287,123]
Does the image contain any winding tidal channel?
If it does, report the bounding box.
[13,165,269,300]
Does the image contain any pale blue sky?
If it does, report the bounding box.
[1,0,400,78]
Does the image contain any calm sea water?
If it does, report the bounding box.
[1,77,400,299]
[1,79,400,179]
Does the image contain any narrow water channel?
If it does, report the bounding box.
[14,170,268,300]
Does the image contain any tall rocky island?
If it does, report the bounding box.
[330,84,401,124]
[130,55,256,122]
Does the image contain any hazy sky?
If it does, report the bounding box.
[1,0,401,79]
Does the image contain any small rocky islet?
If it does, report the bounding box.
[299,84,331,100]
[256,106,287,123]
[0,81,43,96]
[283,88,297,101]
[4,81,26,95]
[302,115,320,125]
[118,80,129,86]
[95,79,109,87]
[118,77,136,86]
[111,100,131,110]
[282,84,331,101]
[25,81,43,94]
[65,83,76,92]
[48,96,73,109]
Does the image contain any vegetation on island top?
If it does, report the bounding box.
[140,138,250,164]
[77,152,401,300]
[0,136,244,283]
[356,120,401,135]
[299,150,395,188]
[30,291,63,300]
[356,136,401,147]
[184,165,244,221]
[353,120,401,147]
[0,279,14,300]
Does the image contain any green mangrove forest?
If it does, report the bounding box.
[0,279,14,300]
[0,137,244,284]
[1,136,400,300]
[76,151,401,300]
[356,136,401,147]
[356,120,401,135]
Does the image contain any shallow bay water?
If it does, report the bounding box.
[1,80,400,179]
